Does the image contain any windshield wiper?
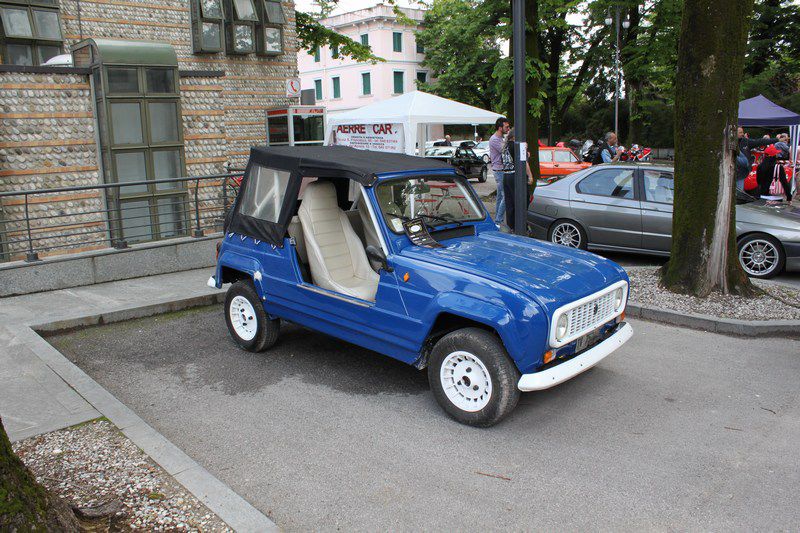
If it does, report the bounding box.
[419,213,463,227]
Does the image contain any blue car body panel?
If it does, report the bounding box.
[215,168,630,376]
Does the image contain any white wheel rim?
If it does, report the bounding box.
[440,351,492,412]
[552,223,581,247]
[229,295,258,341]
[739,239,778,276]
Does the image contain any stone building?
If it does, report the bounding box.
[0,0,298,260]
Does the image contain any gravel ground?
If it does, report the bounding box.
[627,267,800,320]
[12,419,231,532]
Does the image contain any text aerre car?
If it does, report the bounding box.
[528,163,800,279]
[210,146,632,427]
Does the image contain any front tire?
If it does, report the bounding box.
[478,166,488,183]
[225,280,279,352]
[428,328,520,427]
[548,218,588,250]
[737,234,785,279]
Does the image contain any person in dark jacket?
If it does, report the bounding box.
[756,144,793,203]
[737,127,778,163]
[592,132,621,165]
[501,129,533,230]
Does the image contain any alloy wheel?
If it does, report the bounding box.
[551,222,582,248]
[738,239,779,277]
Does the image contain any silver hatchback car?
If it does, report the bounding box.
[527,163,800,279]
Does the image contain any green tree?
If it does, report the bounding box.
[415,0,503,110]
[660,0,755,296]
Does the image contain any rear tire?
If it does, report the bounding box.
[428,328,520,427]
[737,233,785,279]
[225,280,279,352]
[548,219,588,250]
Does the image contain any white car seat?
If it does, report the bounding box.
[298,181,379,301]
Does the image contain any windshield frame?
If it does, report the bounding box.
[374,174,488,234]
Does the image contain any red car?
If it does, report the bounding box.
[538,147,591,183]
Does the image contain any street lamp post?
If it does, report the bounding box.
[605,6,629,135]
[512,0,527,235]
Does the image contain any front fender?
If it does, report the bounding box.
[422,291,549,374]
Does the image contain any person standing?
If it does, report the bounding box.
[756,145,793,203]
[775,133,790,159]
[442,135,452,147]
[489,117,511,224]
[501,128,534,231]
[737,127,778,163]
[592,132,622,165]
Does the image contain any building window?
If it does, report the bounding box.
[360,33,368,46]
[332,76,340,99]
[314,78,322,100]
[93,65,188,243]
[416,71,427,85]
[392,31,402,53]
[361,72,371,95]
[313,47,320,62]
[331,44,339,59]
[393,71,404,94]
[259,25,282,55]
[416,40,424,54]
[0,1,63,65]
[191,0,282,55]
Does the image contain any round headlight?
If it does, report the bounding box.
[614,287,624,311]
[556,314,569,341]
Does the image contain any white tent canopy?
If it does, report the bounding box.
[325,91,503,156]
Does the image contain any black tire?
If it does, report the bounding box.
[224,280,279,352]
[737,233,785,279]
[548,218,588,250]
[428,328,520,427]
[478,166,488,183]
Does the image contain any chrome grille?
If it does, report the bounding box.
[567,290,616,338]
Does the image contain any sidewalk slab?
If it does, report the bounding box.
[0,267,277,531]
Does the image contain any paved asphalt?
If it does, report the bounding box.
[49,307,800,531]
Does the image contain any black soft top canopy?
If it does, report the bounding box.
[226,146,457,246]
[248,145,453,185]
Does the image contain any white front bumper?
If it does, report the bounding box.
[518,322,633,392]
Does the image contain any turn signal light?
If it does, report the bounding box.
[543,350,555,364]
[618,311,626,323]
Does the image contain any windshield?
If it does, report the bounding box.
[425,147,456,157]
[376,176,486,233]
[476,141,489,150]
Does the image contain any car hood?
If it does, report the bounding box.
[400,230,627,314]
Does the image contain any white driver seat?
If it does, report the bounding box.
[298,181,380,301]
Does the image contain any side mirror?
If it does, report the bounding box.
[366,245,393,272]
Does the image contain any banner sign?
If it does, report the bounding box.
[331,123,404,153]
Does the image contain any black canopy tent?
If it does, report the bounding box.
[225,145,456,246]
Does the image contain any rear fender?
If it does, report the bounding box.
[215,250,266,298]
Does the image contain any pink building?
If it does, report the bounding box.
[297,4,428,112]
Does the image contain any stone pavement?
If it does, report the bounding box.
[0,268,277,531]
[0,268,220,440]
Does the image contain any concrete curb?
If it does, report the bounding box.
[627,302,800,338]
[14,294,278,532]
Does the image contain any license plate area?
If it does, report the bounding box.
[575,328,602,353]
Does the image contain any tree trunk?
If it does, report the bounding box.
[525,0,540,184]
[660,0,755,296]
[626,79,641,143]
[0,418,79,531]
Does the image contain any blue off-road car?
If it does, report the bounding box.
[210,146,633,426]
